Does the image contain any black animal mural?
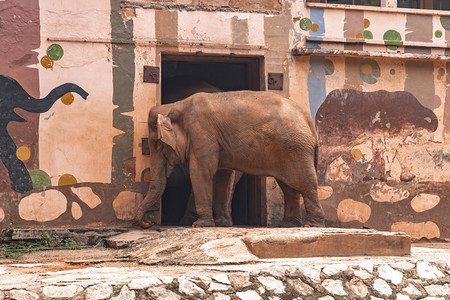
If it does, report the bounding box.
[0,75,88,193]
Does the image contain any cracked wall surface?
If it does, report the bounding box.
[0,0,448,240]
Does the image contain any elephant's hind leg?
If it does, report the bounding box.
[213,169,235,227]
[276,180,302,227]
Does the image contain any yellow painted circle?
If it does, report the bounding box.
[351,148,362,161]
[58,173,77,186]
[40,56,54,69]
[310,23,319,32]
[16,146,31,161]
[61,93,74,105]
[361,64,373,75]
[356,33,364,39]
[364,18,370,29]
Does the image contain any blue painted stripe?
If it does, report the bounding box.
[307,56,327,122]
[310,8,325,39]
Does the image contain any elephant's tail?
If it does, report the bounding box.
[314,144,319,174]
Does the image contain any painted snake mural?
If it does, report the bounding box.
[0,75,88,193]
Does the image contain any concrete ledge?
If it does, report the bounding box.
[243,231,411,258]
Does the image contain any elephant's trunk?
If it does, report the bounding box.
[18,83,89,113]
[136,156,169,228]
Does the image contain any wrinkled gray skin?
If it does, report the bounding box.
[162,77,242,225]
[136,90,325,228]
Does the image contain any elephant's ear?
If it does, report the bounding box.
[157,114,177,151]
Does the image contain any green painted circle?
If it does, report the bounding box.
[383,30,403,50]
[390,69,396,75]
[46,44,64,61]
[440,16,450,31]
[324,59,334,76]
[363,30,373,39]
[300,18,312,31]
[29,169,52,189]
[435,30,443,38]
[359,59,380,84]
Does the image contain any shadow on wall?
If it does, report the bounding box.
[315,89,438,184]
[0,75,88,193]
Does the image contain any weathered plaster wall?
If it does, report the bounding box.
[0,0,448,240]
[288,3,450,240]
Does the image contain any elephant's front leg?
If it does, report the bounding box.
[189,153,217,227]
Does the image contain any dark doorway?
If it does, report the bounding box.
[160,54,265,226]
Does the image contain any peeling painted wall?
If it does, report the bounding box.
[0,0,448,240]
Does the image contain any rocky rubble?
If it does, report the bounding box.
[0,259,449,299]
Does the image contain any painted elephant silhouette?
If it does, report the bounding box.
[0,75,89,193]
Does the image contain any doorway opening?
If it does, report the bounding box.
[160,54,266,226]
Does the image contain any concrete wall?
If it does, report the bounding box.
[0,0,448,240]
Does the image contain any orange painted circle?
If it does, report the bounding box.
[361,64,373,75]
[364,18,370,29]
[16,146,31,161]
[58,173,77,186]
[356,33,364,39]
[434,95,441,109]
[40,56,54,69]
[310,24,319,32]
[61,93,75,105]
[352,148,362,161]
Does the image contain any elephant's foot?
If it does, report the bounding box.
[136,210,157,229]
[280,217,302,227]
[304,217,325,228]
[179,213,197,226]
[214,216,232,227]
[192,217,215,228]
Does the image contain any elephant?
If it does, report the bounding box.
[0,75,89,193]
[136,90,325,228]
[161,76,243,225]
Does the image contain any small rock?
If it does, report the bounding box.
[198,276,212,288]
[353,268,373,280]
[322,264,349,276]
[347,279,369,298]
[229,273,252,289]
[417,261,445,280]
[128,277,162,289]
[424,284,450,297]
[0,291,4,300]
[402,283,422,296]
[111,285,135,300]
[322,279,346,296]
[214,293,231,300]
[318,296,334,300]
[286,278,314,296]
[147,286,181,300]
[370,297,384,300]
[300,266,322,283]
[212,274,231,285]
[396,294,410,300]
[43,285,84,298]
[257,276,285,294]
[262,266,286,278]
[236,290,262,300]
[378,265,403,285]
[7,290,39,300]
[85,283,113,300]
[421,298,445,300]
[373,279,392,297]
[160,276,174,284]
[208,282,231,292]
[360,261,374,273]
[257,286,265,294]
[178,276,205,296]
[390,261,415,271]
